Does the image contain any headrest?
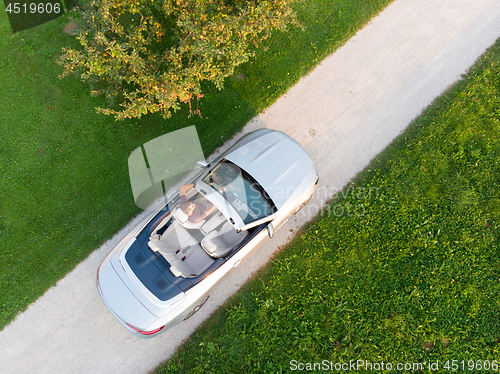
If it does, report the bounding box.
[148,239,161,252]
[174,208,189,223]
[202,238,217,254]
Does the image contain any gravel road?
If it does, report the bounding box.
[1,0,500,373]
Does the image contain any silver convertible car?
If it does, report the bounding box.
[96,129,318,338]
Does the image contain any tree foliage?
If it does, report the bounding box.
[59,0,299,120]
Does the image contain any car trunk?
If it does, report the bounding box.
[98,259,158,330]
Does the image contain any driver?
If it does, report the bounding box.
[179,184,217,223]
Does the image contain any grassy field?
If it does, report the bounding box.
[0,0,393,329]
[153,39,500,373]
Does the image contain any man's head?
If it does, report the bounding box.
[180,201,195,216]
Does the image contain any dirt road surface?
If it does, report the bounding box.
[1,0,499,373]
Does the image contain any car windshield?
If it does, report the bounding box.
[203,160,275,224]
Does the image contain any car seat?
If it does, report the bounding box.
[173,208,206,230]
[201,222,248,258]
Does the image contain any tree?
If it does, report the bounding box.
[59,0,299,120]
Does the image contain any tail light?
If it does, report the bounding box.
[126,323,165,336]
[96,268,102,292]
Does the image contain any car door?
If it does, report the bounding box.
[226,224,271,268]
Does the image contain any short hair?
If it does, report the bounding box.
[180,201,191,213]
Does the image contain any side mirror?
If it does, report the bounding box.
[197,161,210,168]
[267,223,274,238]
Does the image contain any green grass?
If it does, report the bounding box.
[153,39,500,373]
[0,0,393,329]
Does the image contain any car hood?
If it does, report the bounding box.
[225,131,314,209]
[98,260,157,330]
